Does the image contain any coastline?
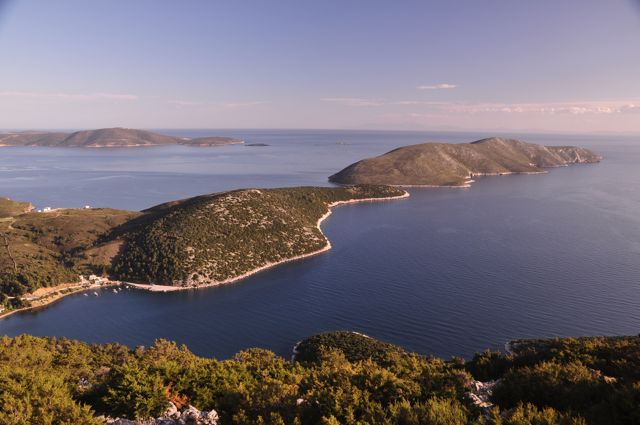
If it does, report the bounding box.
[357,171,551,189]
[0,281,119,320]
[124,191,410,293]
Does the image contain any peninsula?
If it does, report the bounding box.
[0,127,243,148]
[0,185,407,307]
[329,137,602,186]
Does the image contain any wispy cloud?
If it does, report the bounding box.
[321,97,384,107]
[440,100,640,115]
[168,100,202,106]
[391,100,443,106]
[417,83,458,90]
[223,101,269,108]
[0,91,138,101]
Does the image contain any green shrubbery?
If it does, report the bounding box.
[3,333,640,424]
[0,208,138,298]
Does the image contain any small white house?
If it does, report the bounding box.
[42,207,52,212]
[84,205,91,209]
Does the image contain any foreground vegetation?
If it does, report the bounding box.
[0,331,639,424]
[0,186,406,307]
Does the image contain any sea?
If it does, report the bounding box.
[1,129,639,360]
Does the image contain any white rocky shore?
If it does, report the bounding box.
[123,191,410,293]
[104,403,218,425]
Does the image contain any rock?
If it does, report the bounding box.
[103,405,218,425]
[203,410,219,423]
[467,379,499,411]
[164,402,179,418]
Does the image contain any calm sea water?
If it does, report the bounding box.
[1,130,639,359]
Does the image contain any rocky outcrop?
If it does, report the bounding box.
[104,403,218,425]
[467,380,498,410]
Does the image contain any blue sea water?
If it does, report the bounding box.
[1,130,639,359]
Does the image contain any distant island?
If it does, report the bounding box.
[0,185,407,311]
[330,137,602,186]
[0,127,243,148]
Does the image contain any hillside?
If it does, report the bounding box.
[0,197,33,218]
[329,137,602,186]
[0,208,140,298]
[0,186,406,303]
[1,332,639,424]
[0,128,243,148]
[112,185,407,286]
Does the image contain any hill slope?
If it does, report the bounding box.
[0,186,406,299]
[0,128,243,148]
[329,137,602,186]
[112,185,407,286]
[0,197,34,218]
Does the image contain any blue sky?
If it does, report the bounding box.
[0,0,639,132]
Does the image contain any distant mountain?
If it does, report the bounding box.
[329,137,602,186]
[0,128,243,148]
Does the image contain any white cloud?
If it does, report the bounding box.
[0,91,138,101]
[417,83,458,90]
[321,97,384,107]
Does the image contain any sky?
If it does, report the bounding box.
[0,0,639,133]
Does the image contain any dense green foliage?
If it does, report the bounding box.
[0,208,139,297]
[1,332,639,424]
[467,336,640,425]
[113,185,406,285]
[294,331,405,365]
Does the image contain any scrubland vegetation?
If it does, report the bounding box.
[0,186,405,309]
[0,332,638,424]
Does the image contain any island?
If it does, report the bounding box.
[0,331,636,424]
[329,137,602,186]
[0,185,408,310]
[0,127,243,148]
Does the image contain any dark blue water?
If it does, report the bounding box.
[1,130,639,359]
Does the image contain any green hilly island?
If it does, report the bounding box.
[0,185,406,303]
[0,128,242,148]
[330,138,602,186]
[1,331,638,424]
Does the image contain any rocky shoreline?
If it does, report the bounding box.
[123,191,410,293]
[0,281,120,320]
